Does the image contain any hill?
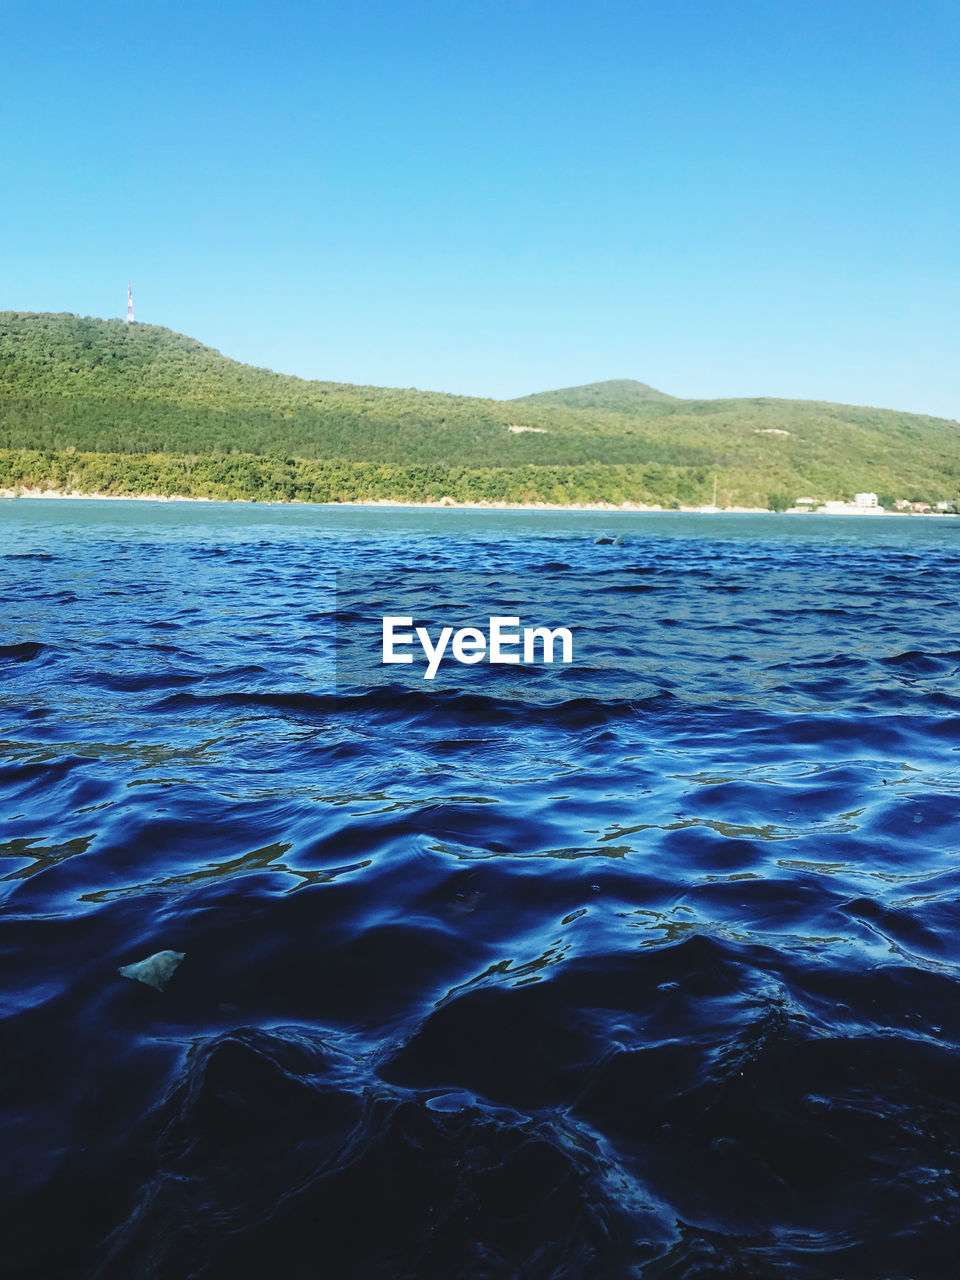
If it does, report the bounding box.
[1,312,958,508]
[514,379,678,413]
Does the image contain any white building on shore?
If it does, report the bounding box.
[818,494,885,515]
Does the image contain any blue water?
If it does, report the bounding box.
[4,500,960,1278]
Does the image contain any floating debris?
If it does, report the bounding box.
[118,950,185,991]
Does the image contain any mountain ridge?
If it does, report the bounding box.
[1,312,957,508]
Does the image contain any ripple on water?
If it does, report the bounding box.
[2,505,960,1277]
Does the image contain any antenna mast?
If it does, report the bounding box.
[126,282,134,324]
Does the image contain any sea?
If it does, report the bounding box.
[3,499,960,1279]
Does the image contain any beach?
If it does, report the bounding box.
[1,485,943,515]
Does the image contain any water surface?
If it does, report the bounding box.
[3,501,960,1278]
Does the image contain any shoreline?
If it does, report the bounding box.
[0,486,756,513]
[0,486,948,516]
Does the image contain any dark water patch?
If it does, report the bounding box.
[89,670,201,694]
[75,1028,646,1280]
[0,641,48,666]
[881,647,960,672]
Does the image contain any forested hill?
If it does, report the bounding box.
[513,379,679,412]
[1,311,958,507]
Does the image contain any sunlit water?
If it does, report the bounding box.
[3,500,960,1278]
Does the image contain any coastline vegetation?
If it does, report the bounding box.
[2,312,958,508]
[0,449,714,507]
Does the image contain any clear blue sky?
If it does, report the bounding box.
[2,0,958,416]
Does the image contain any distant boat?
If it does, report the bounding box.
[700,475,721,513]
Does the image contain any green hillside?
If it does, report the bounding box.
[1,311,958,508]
[514,379,679,413]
